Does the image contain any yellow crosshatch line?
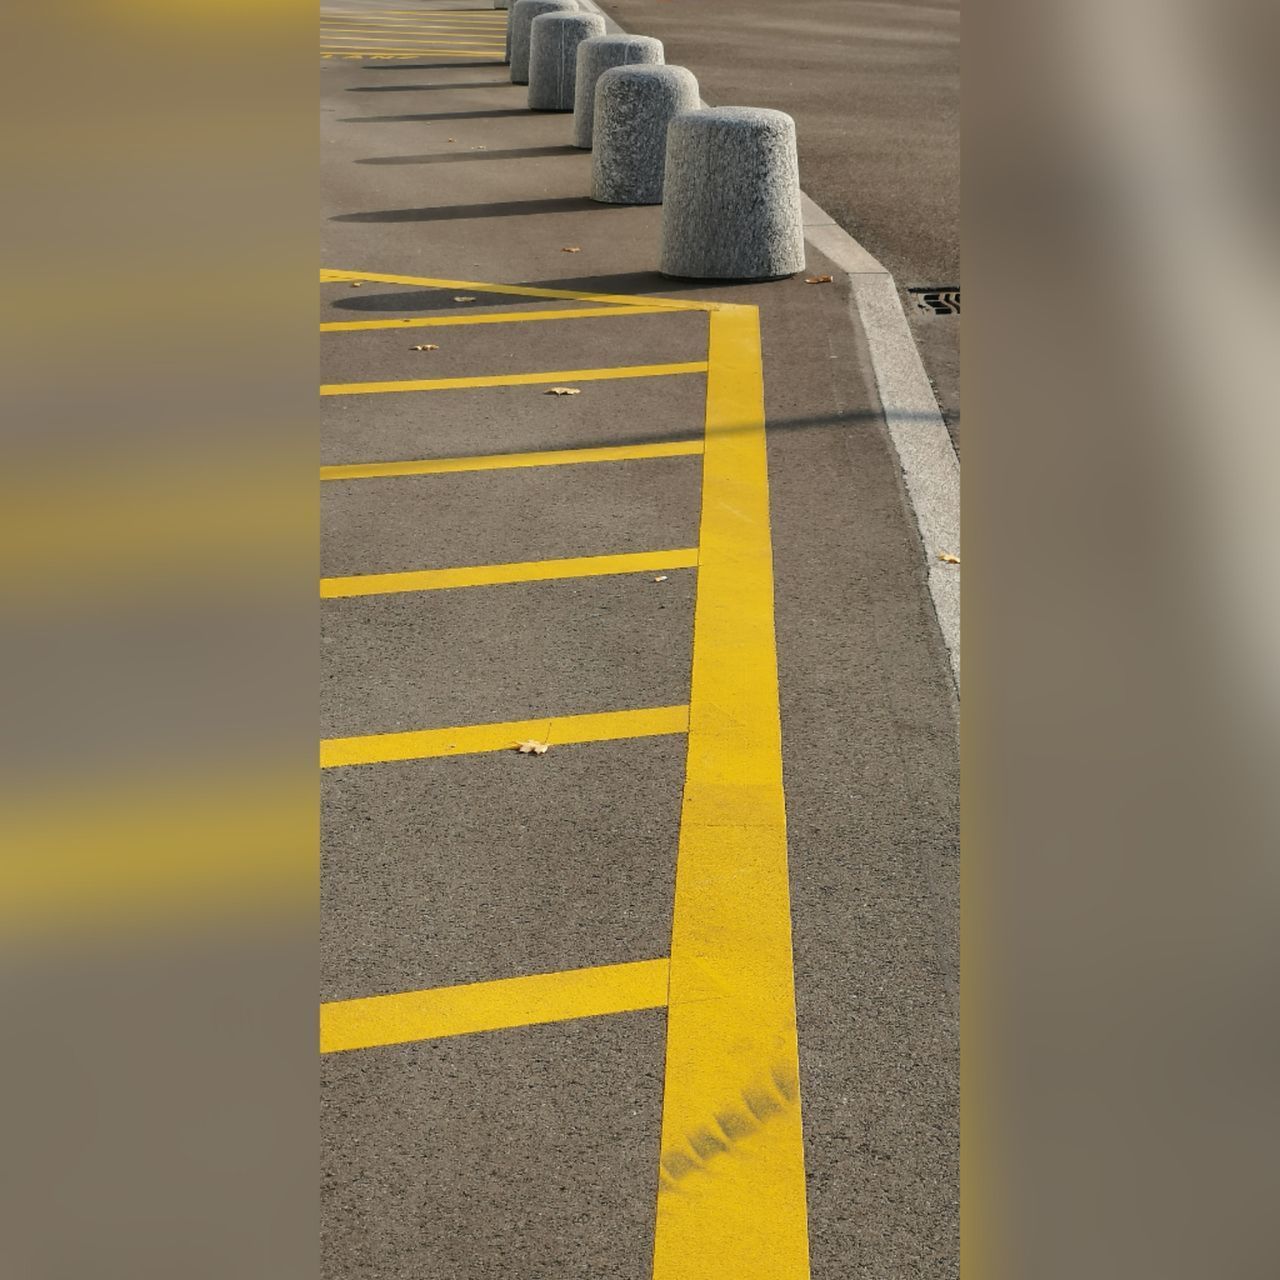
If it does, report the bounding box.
[317,268,811,1269]
[320,439,703,480]
[321,959,670,1053]
[322,704,690,768]
[321,304,677,332]
[320,267,716,313]
[321,548,698,598]
[321,362,707,397]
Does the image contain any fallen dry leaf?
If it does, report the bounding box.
[410,343,440,351]
[545,386,581,396]
[470,145,487,151]
[350,281,363,287]
[561,246,581,253]
[804,274,833,284]
[515,739,549,755]
[653,575,669,583]
[938,551,960,564]
[453,296,476,302]
[446,137,456,142]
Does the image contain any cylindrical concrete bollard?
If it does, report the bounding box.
[508,0,577,82]
[572,35,664,149]
[591,65,700,205]
[660,106,806,280]
[527,11,606,111]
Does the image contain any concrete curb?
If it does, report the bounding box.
[578,0,960,690]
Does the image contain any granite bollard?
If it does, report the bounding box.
[508,0,577,82]
[527,11,606,111]
[572,35,664,149]
[660,106,805,280]
[591,65,700,205]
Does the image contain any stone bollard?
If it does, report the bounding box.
[572,35,664,149]
[660,107,805,280]
[508,0,577,81]
[591,65,700,205]
[527,11,606,111]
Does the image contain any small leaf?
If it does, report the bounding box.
[804,274,833,284]
[470,145,487,151]
[561,246,581,253]
[938,551,960,564]
[545,386,581,395]
[515,739,549,755]
[653,575,668,583]
[350,281,363,287]
[453,296,476,302]
[446,137,456,142]
[410,343,439,351]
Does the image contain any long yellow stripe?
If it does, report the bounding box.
[321,548,698,598]
[322,50,499,57]
[651,306,811,1278]
[321,362,707,397]
[320,267,714,313]
[321,959,669,1053]
[321,32,505,44]
[321,305,674,332]
[321,439,703,481]
[322,704,689,768]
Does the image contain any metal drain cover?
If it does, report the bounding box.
[907,286,960,315]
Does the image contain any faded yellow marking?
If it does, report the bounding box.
[321,362,706,397]
[320,439,703,481]
[651,305,811,1279]
[321,960,670,1053]
[321,305,675,332]
[321,548,698,598]
[320,267,715,313]
[322,704,689,768]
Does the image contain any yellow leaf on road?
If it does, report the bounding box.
[805,274,833,284]
[515,740,549,755]
[410,344,439,351]
[562,246,581,253]
[453,296,476,302]
[938,551,960,564]
[545,386,581,396]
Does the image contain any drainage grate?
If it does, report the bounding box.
[908,286,960,316]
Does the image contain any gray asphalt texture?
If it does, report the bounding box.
[597,0,961,444]
[322,6,958,1275]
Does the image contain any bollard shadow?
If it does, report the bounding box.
[357,145,580,165]
[338,108,530,123]
[514,270,773,296]
[331,196,606,223]
[358,61,504,71]
[347,81,515,92]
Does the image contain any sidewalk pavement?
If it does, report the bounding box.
[321,5,958,1276]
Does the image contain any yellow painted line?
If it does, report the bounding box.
[321,439,703,481]
[321,361,707,397]
[322,548,697,598]
[321,304,675,332]
[322,50,498,58]
[320,266,715,313]
[321,30,506,43]
[322,704,689,768]
[651,305,811,1279]
[321,959,669,1053]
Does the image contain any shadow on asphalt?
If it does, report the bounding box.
[340,109,530,123]
[357,146,579,165]
[347,82,515,92]
[331,197,606,223]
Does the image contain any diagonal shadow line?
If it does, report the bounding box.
[331,196,606,223]
[347,81,516,91]
[339,108,530,122]
[357,61,505,70]
[357,145,581,165]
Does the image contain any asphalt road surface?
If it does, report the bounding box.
[597,0,961,445]
[321,4,959,1276]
